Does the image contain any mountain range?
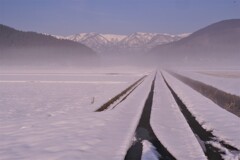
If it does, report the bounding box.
[0,24,95,67]
[54,32,190,55]
[1,19,240,68]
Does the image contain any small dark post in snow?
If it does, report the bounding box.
[91,97,95,104]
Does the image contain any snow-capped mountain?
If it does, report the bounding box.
[119,32,190,52]
[54,32,190,55]
[101,34,127,43]
[147,33,186,48]
[66,33,126,45]
[66,33,110,52]
[121,32,158,48]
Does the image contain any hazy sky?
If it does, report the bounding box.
[0,0,239,35]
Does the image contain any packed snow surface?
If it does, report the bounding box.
[151,72,207,160]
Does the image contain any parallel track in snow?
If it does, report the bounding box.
[125,74,176,160]
[95,75,147,112]
[162,73,239,160]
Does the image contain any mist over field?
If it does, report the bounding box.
[1,19,240,72]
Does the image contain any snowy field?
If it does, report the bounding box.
[0,72,149,159]
[198,70,240,79]
[177,70,240,97]
[0,69,240,160]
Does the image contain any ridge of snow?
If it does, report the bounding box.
[163,71,240,151]
[151,72,207,160]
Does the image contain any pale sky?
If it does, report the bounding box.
[0,0,240,35]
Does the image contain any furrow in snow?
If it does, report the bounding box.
[125,73,176,160]
[163,71,240,160]
[150,71,207,160]
[95,75,147,112]
[84,72,155,160]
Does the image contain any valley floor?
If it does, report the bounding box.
[0,68,240,160]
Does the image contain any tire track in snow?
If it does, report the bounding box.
[95,75,147,112]
[168,71,240,117]
[125,74,176,160]
[162,73,239,160]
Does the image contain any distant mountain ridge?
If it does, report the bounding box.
[54,32,190,55]
[0,24,96,67]
[150,19,240,66]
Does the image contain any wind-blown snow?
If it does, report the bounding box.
[151,72,207,160]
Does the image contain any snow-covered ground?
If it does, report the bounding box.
[0,73,143,112]
[163,71,240,159]
[0,72,154,160]
[198,70,240,78]
[1,69,240,160]
[178,70,240,97]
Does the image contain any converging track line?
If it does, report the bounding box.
[95,75,147,112]
[125,73,176,160]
